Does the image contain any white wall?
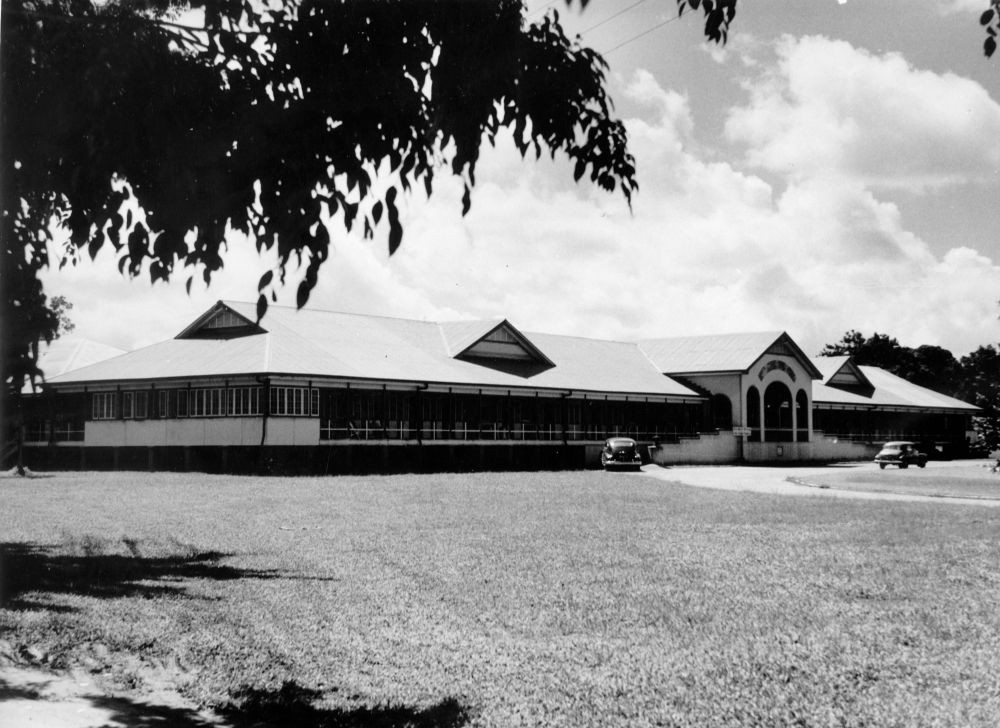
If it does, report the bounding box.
[650,431,877,465]
[650,432,741,465]
[264,418,320,446]
[84,417,318,447]
[687,374,743,422]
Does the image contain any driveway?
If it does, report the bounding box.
[639,460,1000,506]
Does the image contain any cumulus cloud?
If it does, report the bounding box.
[725,35,1000,190]
[936,0,993,14]
[381,64,1000,355]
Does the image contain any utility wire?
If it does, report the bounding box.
[602,12,682,55]
[579,0,652,36]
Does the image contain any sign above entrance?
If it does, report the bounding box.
[758,360,797,382]
[732,426,752,437]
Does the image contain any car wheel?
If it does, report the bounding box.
[918,461,926,468]
[899,462,908,469]
[878,463,886,470]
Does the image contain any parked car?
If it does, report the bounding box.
[874,441,927,469]
[601,437,643,471]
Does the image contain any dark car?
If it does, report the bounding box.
[874,441,927,470]
[601,437,643,471]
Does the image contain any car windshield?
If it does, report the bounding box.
[608,439,636,451]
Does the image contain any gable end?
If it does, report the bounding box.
[455,321,554,368]
[176,302,265,340]
[827,358,875,396]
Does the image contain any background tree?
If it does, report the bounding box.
[820,331,918,378]
[47,295,75,338]
[820,331,960,393]
[955,345,1000,454]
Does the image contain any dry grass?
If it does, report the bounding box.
[3,470,1000,727]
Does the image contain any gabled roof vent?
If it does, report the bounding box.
[176,301,265,340]
[827,357,876,396]
[444,319,555,372]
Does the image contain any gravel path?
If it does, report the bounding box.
[639,460,1000,506]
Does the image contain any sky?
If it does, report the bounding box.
[42,0,1000,359]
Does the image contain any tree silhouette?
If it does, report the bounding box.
[2,0,637,385]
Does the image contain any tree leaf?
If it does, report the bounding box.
[296,280,311,309]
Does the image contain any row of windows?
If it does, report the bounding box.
[318,420,672,442]
[91,387,317,420]
[318,391,703,442]
[24,419,85,443]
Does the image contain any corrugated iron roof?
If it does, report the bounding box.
[47,302,699,398]
[812,356,978,412]
[438,319,505,356]
[639,331,819,376]
[22,338,127,394]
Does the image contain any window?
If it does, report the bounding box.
[158,390,171,418]
[189,388,226,417]
[228,387,262,416]
[269,387,318,416]
[176,390,189,417]
[24,420,48,442]
[92,392,117,420]
[52,419,84,442]
[122,391,148,419]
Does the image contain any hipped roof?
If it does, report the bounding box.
[47,301,699,399]
[812,356,978,412]
[23,338,126,393]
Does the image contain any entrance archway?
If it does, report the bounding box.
[764,381,793,442]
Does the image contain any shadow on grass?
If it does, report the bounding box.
[219,681,470,728]
[0,682,222,728]
[0,538,281,611]
[0,679,469,728]
[0,678,46,701]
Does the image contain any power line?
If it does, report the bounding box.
[602,12,682,55]
[579,0,652,36]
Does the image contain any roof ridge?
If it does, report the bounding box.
[224,300,445,327]
[526,330,643,346]
[639,330,786,343]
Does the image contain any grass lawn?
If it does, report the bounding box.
[795,463,1000,500]
[3,470,1000,727]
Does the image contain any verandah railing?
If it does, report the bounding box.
[318,420,700,442]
